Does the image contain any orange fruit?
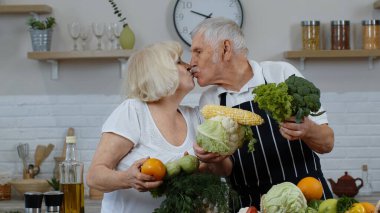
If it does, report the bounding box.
[296,176,323,201]
[140,158,166,181]
[360,202,375,213]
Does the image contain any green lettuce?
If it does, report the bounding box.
[261,182,307,213]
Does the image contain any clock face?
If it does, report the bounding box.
[173,0,243,46]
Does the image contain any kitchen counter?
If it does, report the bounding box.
[1,193,378,212]
[351,192,380,205]
[0,197,102,213]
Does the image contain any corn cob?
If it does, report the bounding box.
[201,105,264,126]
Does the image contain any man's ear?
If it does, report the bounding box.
[222,40,232,61]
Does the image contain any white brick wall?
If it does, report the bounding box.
[0,92,379,196]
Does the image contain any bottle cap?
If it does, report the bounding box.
[66,136,76,144]
[44,191,64,209]
[24,191,44,209]
[362,164,368,171]
[301,20,320,26]
[331,20,350,26]
[362,19,380,26]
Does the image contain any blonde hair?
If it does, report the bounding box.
[124,41,183,102]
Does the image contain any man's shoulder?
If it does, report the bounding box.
[259,61,297,72]
[199,86,220,107]
[258,60,303,83]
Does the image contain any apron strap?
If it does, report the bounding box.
[220,92,227,106]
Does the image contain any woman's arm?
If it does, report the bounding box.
[86,132,162,192]
[279,117,334,154]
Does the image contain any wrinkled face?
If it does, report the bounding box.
[190,33,221,87]
[176,58,195,93]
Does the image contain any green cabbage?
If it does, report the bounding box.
[261,182,307,213]
[196,119,255,155]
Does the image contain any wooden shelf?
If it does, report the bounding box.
[284,50,380,59]
[28,50,135,60]
[27,50,136,79]
[374,0,380,9]
[283,50,380,70]
[0,4,52,14]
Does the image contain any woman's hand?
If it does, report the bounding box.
[125,157,163,192]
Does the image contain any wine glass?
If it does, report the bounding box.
[92,23,105,51]
[79,25,90,51]
[106,23,116,50]
[68,22,80,51]
[112,22,123,49]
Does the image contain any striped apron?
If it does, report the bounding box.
[219,92,333,211]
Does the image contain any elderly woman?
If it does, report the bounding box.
[86,41,201,213]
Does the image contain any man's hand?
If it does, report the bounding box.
[279,116,334,154]
[193,142,233,176]
[279,116,311,141]
[193,142,228,163]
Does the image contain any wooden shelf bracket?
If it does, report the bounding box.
[118,58,128,79]
[46,60,59,80]
[299,57,305,70]
[368,56,374,70]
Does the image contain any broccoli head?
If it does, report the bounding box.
[285,75,324,123]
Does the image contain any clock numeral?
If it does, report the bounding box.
[176,13,184,21]
[229,0,237,7]
[179,1,192,9]
[234,13,242,19]
[181,26,189,34]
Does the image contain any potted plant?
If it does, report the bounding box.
[27,15,56,51]
[107,0,135,49]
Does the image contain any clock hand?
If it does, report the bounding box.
[190,10,212,19]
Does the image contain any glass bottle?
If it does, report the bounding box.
[301,20,320,50]
[360,164,373,196]
[362,20,380,50]
[331,20,350,50]
[59,136,85,213]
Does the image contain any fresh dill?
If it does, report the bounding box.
[152,173,237,213]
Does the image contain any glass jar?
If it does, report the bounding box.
[331,20,350,50]
[362,20,380,50]
[301,20,320,50]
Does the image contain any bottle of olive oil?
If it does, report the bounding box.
[59,136,85,213]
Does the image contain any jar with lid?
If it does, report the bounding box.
[331,20,350,50]
[362,20,380,50]
[301,20,320,50]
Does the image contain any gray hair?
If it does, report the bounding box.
[191,17,248,56]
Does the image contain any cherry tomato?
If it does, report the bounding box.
[246,206,258,213]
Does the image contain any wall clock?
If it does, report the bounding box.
[173,0,244,46]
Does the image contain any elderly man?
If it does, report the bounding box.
[190,17,334,211]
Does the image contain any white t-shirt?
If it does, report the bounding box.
[199,60,328,125]
[100,99,202,213]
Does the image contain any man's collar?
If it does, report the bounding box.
[216,60,263,95]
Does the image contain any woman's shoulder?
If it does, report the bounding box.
[116,99,145,110]
[108,99,147,118]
